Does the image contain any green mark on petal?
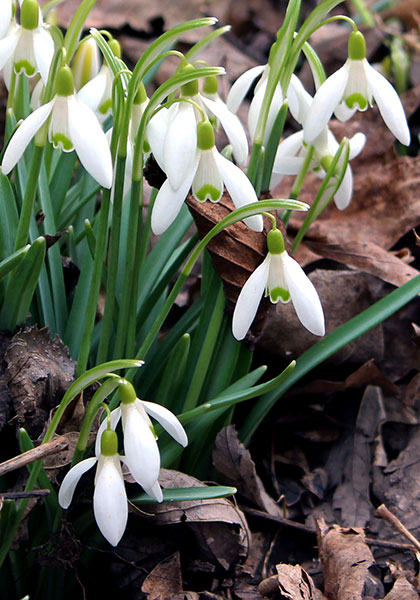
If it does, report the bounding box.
[345,93,368,110]
[269,287,290,303]
[14,61,36,77]
[99,99,112,115]
[51,134,73,151]
[196,185,220,202]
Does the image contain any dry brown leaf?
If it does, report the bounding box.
[137,469,250,572]
[303,360,400,397]
[213,425,282,517]
[142,552,199,600]
[316,518,374,600]
[304,239,419,288]
[275,563,318,599]
[383,576,420,600]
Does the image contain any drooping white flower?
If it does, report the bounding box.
[58,429,128,547]
[304,30,410,146]
[1,65,113,188]
[0,0,54,84]
[77,38,123,122]
[96,380,188,503]
[71,37,100,91]
[151,120,263,235]
[147,63,248,188]
[272,77,366,209]
[232,228,325,340]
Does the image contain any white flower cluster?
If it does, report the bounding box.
[58,380,187,546]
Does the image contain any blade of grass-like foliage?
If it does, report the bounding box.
[130,485,236,504]
[0,237,46,331]
[182,281,226,412]
[0,175,19,261]
[49,152,77,220]
[240,274,420,445]
[38,163,68,335]
[157,334,191,412]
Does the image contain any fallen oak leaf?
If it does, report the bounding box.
[303,239,419,288]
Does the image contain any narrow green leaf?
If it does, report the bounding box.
[130,485,236,504]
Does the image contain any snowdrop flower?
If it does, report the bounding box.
[72,36,100,91]
[151,120,263,235]
[59,429,128,547]
[1,65,113,188]
[78,39,122,122]
[232,228,325,340]
[304,30,410,146]
[227,63,283,146]
[273,77,366,209]
[0,0,54,84]
[147,63,247,190]
[97,380,188,503]
[0,1,13,40]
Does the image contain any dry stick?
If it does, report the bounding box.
[375,503,420,553]
[0,490,50,499]
[243,507,417,552]
[0,435,69,477]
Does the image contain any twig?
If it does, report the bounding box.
[0,435,69,476]
[242,506,418,552]
[0,490,50,499]
[375,503,420,553]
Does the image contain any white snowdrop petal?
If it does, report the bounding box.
[33,29,54,84]
[1,101,54,174]
[247,82,265,142]
[334,101,357,122]
[286,75,312,124]
[227,65,265,113]
[0,30,18,71]
[282,253,325,336]
[58,457,97,509]
[140,400,188,447]
[67,96,113,188]
[0,2,12,40]
[77,67,108,111]
[146,106,170,172]
[93,456,128,546]
[164,102,197,189]
[201,96,248,166]
[334,164,353,210]
[143,480,163,503]
[215,152,263,232]
[95,407,122,457]
[274,131,304,160]
[151,156,198,235]
[348,132,366,160]
[365,62,411,146]
[232,257,270,340]
[304,64,349,143]
[121,402,161,491]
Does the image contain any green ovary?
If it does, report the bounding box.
[51,133,73,152]
[345,93,368,110]
[196,184,220,202]
[269,287,290,303]
[14,60,35,76]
